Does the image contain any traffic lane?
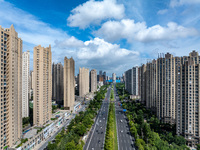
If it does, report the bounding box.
[116,109,134,150]
[87,113,108,149]
[86,91,110,150]
[114,86,134,150]
[117,119,132,149]
[84,101,107,150]
[89,102,109,146]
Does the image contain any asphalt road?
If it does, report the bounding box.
[84,86,111,150]
[114,84,135,150]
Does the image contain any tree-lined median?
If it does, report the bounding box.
[104,87,118,150]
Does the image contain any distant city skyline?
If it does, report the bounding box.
[1,0,200,75]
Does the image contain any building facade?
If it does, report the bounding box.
[90,69,97,92]
[112,73,116,82]
[125,67,140,96]
[140,64,146,105]
[176,51,200,147]
[0,25,22,148]
[33,45,52,126]
[64,57,75,110]
[22,51,30,118]
[52,62,63,105]
[125,50,200,148]
[79,67,89,97]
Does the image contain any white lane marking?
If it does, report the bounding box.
[86,96,106,150]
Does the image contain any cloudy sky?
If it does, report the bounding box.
[0,0,200,76]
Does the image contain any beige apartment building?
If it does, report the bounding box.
[0,25,22,148]
[64,57,75,110]
[112,73,116,82]
[126,50,200,147]
[33,45,52,126]
[145,60,157,113]
[22,51,30,118]
[156,53,178,124]
[125,67,140,96]
[90,69,97,93]
[176,51,200,147]
[79,67,89,97]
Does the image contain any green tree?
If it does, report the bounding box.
[47,142,57,150]
[197,144,200,150]
[22,117,30,125]
[135,139,145,150]
[74,124,87,136]
[65,141,76,150]
[174,135,186,146]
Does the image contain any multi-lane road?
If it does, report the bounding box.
[114,84,135,150]
[84,86,111,150]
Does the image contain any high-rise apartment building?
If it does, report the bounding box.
[33,45,52,126]
[176,51,200,147]
[145,60,157,113]
[156,53,179,124]
[112,73,116,82]
[64,57,75,110]
[126,50,200,147]
[79,67,89,97]
[52,62,64,105]
[103,71,106,84]
[125,67,140,96]
[22,51,30,118]
[125,69,132,94]
[140,64,146,105]
[0,25,22,148]
[90,69,97,92]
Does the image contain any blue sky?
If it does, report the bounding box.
[0,0,200,76]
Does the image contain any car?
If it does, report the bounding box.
[103,118,105,119]
[99,120,101,122]
[121,130,123,133]
[120,120,123,122]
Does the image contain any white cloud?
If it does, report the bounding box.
[157,9,168,15]
[0,0,68,47]
[55,37,139,75]
[94,19,199,43]
[170,0,200,7]
[67,0,125,29]
[55,36,84,48]
[77,38,138,59]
